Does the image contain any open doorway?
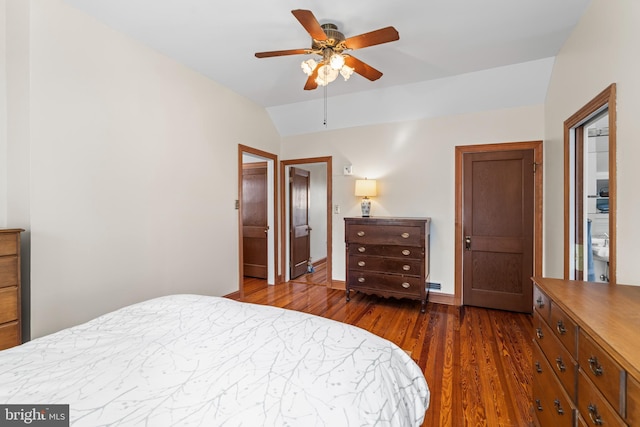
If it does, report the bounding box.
[238,145,278,297]
[280,157,332,287]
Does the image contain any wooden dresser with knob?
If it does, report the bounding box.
[532,277,640,427]
[344,217,430,312]
[0,229,24,351]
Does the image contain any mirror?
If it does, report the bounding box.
[564,84,616,283]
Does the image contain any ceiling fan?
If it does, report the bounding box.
[255,9,399,90]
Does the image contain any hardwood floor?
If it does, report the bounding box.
[233,278,534,426]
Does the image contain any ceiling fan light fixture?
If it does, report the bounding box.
[301,58,317,76]
[315,64,339,86]
[329,53,345,70]
[340,65,354,81]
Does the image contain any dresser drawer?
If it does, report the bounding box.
[627,374,640,426]
[0,233,18,257]
[578,329,624,412]
[347,243,423,260]
[549,302,578,359]
[533,285,551,321]
[0,256,19,288]
[533,341,575,427]
[347,271,423,298]
[577,368,625,427]
[534,312,577,400]
[346,224,422,246]
[0,321,20,351]
[0,286,19,324]
[348,254,422,276]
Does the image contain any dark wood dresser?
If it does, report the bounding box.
[0,229,23,350]
[532,277,640,427]
[344,217,430,312]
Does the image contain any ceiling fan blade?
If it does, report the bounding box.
[344,26,399,50]
[344,56,383,81]
[255,49,309,58]
[304,65,319,90]
[292,9,327,41]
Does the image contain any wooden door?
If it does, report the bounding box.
[290,167,310,280]
[462,149,534,313]
[242,163,268,279]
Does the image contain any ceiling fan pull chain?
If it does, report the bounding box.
[323,84,328,127]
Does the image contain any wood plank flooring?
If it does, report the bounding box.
[231,278,534,426]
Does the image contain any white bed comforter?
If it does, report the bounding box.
[0,295,429,426]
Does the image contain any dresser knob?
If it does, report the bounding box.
[358,247,366,253]
[357,231,365,237]
[358,277,365,283]
[401,249,411,256]
[401,232,410,238]
[556,320,567,335]
[401,282,410,289]
[553,399,564,415]
[534,361,542,373]
[402,265,411,271]
[587,356,603,376]
[536,328,544,339]
[555,357,566,372]
[357,261,366,267]
[536,296,545,308]
[587,404,603,425]
[535,399,543,411]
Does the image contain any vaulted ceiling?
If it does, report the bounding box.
[64,0,593,135]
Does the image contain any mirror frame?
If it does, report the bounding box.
[564,84,616,283]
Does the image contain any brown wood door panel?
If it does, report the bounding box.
[242,163,268,279]
[463,149,534,313]
[290,167,310,279]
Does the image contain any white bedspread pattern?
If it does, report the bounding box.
[0,295,429,426]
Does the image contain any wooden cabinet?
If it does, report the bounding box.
[532,277,640,427]
[0,229,23,351]
[344,217,430,312]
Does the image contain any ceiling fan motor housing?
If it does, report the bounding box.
[313,23,346,51]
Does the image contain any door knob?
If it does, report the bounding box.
[465,236,472,250]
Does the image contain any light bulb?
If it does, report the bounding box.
[329,53,345,70]
[340,65,354,81]
[315,64,339,86]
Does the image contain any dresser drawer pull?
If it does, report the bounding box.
[555,357,566,372]
[553,399,565,415]
[357,261,366,267]
[401,282,410,289]
[402,265,411,271]
[556,320,567,335]
[535,399,543,411]
[536,328,544,339]
[534,361,542,373]
[536,296,545,308]
[401,232,410,239]
[358,247,366,253]
[587,404,603,425]
[357,231,365,237]
[358,277,365,283]
[587,356,603,376]
[401,249,411,256]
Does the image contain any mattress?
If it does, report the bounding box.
[0,294,429,426]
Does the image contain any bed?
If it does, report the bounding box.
[0,294,429,426]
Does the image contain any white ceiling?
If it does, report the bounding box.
[63,0,592,135]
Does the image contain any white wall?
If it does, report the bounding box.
[544,0,640,285]
[11,0,280,337]
[281,104,544,295]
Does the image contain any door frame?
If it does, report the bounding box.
[454,141,543,306]
[238,144,278,297]
[280,157,333,287]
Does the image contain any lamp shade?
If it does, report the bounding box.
[355,179,377,197]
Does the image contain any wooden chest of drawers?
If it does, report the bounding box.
[344,217,430,312]
[0,229,23,351]
[532,277,640,427]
